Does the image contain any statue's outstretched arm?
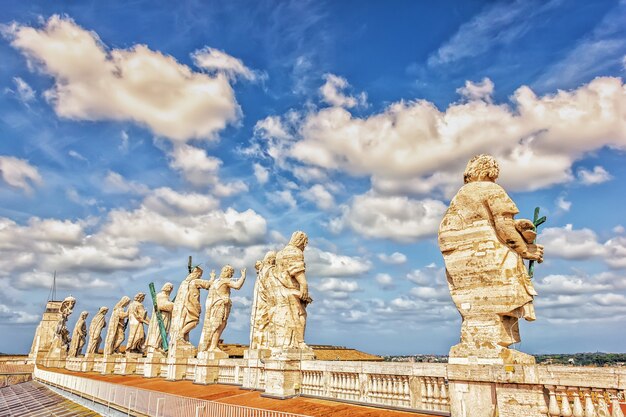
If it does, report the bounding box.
[229,268,247,289]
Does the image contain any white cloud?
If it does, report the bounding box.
[267,189,297,209]
[330,192,446,242]
[301,184,335,210]
[577,166,612,185]
[253,163,269,184]
[375,273,394,289]
[556,195,572,212]
[12,77,35,103]
[306,247,371,277]
[377,252,407,264]
[103,171,149,195]
[0,304,39,324]
[192,47,262,82]
[314,278,359,299]
[0,155,42,192]
[168,144,247,196]
[258,76,626,198]
[613,225,625,234]
[456,78,494,102]
[320,73,367,108]
[67,149,86,161]
[119,130,130,153]
[6,15,241,142]
[540,224,626,269]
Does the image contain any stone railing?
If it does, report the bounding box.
[300,360,450,414]
[217,359,246,385]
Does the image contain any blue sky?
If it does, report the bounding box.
[0,0,625,356]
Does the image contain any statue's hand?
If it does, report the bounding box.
[523,244,544,263]
[241,268,246,279]
[210,270,216,280]
[300,285,309,301]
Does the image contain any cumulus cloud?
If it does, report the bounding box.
[5,15,241,143]
[168,144,247,196]
[301,184,335,210]
[556,195,571,212]
[456,78,494,102]
[375,273,394,289]
[314,278,359,299]
[306,247,371,278]
[577,166,612,185]
[330,192,446,242]
[257,76,626,200]
[320,73,367,108]
[192,47,262,82]
[0,155,42,192]
[540,224,626,269]
[377,252,407,264]
[0,304,39,324]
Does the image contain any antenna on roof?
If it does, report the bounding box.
[47,271,57,301]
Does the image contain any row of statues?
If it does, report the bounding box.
[44,231,313,360]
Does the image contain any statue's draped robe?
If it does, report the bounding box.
[250,268,272,349]
[169,274,212,351]
[198,279,231,351]
[439,181,537,322]
[272,244,307,349]
[126,300,148,352]
[68,316,87,357]
[104,306,128,355]
[146,291,173,351]
[86,312,107,354]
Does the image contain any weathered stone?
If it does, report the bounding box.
[145,282,174,353]
[85,307,108,355]
[125,292,150,354]
[67,311,88,358]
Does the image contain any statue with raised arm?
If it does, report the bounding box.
[271,231,312,350]
[48,295,76,353]
[126,292,150,354]
[103,296,130,355]
[146,283,174,352]
[249,251,275,350]
[438,154,543,364]
[86,307,108,354]
[199,265,246,353]
[67,311,89,357]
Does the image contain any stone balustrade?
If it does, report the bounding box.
[300,360,449,413]
[217,359,246,384]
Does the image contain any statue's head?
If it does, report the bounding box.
[463,154,499,184]
[115,296,131,309]
[289,231,308,250]
[80,311,89,319]
[263,250,277,266]
[220,265,235,278]
[63,295,76,309]
[187,266,203,281]
[161,282,173,293]
[134,292,146,302]
[98,306,109,315]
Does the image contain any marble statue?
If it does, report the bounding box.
[169,266,213,350]
[126,292,150,354]
[249,251,276,350]
[145,282,174,352]
[103,296,130,355]
[67,311,89,357]
[198,265,246,353]
[48,295,76,353]
[438,154,543,364]
[271,231,312,350]
[86,307,108,354]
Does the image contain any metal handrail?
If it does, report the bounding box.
[33,366,312,417]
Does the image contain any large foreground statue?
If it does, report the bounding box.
[199,265,246,353]
[438,154,543,364]
[67,311,89,357]
[85,307,108,354]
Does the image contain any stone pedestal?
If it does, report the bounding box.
[43,347,67,368]
[194,351,228,385]
[114,353,141,375]
[65,357,84,372]
[81,353,98,372]
[165,344,196,381]
[242,349,270,390]
[262,348,314,399]
[143,351,166,378]
[101,353,121,374]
